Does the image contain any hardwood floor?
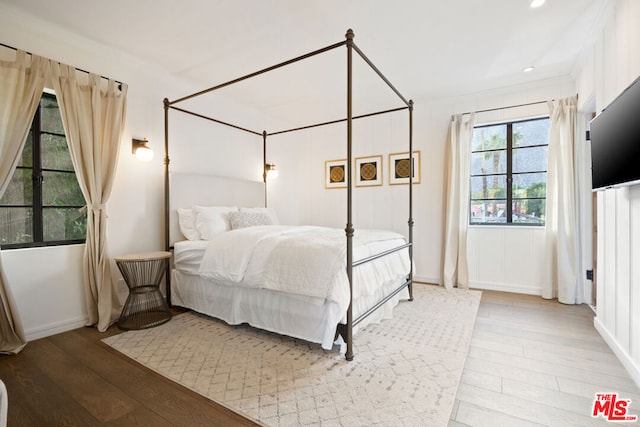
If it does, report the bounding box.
[1,291,638,426]
[0,309,259,427]
[450,290,640,427]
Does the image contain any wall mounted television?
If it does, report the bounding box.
[590,74,640,191]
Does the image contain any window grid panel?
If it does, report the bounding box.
[41,133,74,171]
[0,92,86,249]
[471,150,507,175]
[0,207,33,245]
[469,116,549,226]
[513,145,548,173]
[470,175,507,202]
[513,117,551,148]
[0,168,34,206]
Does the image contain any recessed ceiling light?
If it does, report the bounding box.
[530,0,545,8]
[523,66,535,72]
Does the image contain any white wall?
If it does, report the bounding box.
[573,0,640,387]
[0,3,268,340]
[269,102,447,285]
[2,1,631,359]
[447,81,578,296]
[277,76,579,290]
[1,5,575,342]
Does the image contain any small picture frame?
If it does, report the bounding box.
[355,155,383,187]
[325,159,347,189]
[389,151,421,185]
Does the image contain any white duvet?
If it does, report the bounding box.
[197,225,410,306]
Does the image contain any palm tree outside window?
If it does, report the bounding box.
[469,117,550,225]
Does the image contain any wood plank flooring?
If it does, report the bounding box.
[450,290,640,427]
[0,308,259,427]
[1,290,638,426]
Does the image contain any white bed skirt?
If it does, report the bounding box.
[171,269,410,350]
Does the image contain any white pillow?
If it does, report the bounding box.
[177,208,200,240]
[193,206,238,240]
[239,207,280,225]
[229,211,273,229]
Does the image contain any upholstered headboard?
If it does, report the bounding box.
[168,172,265,246]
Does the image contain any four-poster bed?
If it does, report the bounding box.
[163,29,414,360]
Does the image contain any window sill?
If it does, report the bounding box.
[1,240,86,251]
[468,224,545,229]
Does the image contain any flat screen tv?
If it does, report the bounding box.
[590,74,640,191]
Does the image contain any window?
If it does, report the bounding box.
[469,117,550,225]
[0,92,86,249]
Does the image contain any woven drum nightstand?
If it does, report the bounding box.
[115,251,172,330]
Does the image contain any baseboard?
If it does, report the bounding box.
[594,317,640,389]
[411,277,541,295]
[413,275,439,285]
[25,315,89,342]
[469,280,541,296]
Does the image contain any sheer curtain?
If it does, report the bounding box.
[49,63,128,331]
[0,51,49,354]
[542,96,582,303]
[442,113,475,289]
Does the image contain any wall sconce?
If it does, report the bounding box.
[132,138,153,162]
[265,163,278,180]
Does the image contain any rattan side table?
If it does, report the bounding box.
[114,251,172,330]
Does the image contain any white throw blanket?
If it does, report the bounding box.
[198,225,408,303]
[263,227,347,300]
[198,225,298,284]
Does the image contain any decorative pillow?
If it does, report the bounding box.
[239,207,280,225]
[177,208,200,240]
[193,205,238,240]
[229,211,273,229]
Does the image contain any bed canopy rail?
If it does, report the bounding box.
[163,29,414,361]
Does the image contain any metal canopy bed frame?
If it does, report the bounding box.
[163,29,414,361]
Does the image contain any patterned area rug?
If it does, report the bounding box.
[103,284,481,426]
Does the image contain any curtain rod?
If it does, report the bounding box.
[460,99,548,116]
[460,94,577,116]
[0,42,124,86]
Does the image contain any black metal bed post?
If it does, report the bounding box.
[262,130,268,207]
[408,100,414,301]
[345,28,355,362]
[163,98,172,306]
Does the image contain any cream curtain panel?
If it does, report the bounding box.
[0,51,49,354]
[442,113,475,289]
[542,96,582,303]
[50,63,128,331]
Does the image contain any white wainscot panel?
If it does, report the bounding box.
[472,226,505,285]
[631,185,640,364]
[3,244,87,341]
[614,188,631,351]
[603,190,618,332]
[504,227,545,292]
[468,226,545,295]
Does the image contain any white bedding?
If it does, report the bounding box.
[172,225,411,350]
[173,240,209,273]
[197,225,408,301]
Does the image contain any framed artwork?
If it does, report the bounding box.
[325,159,347,189]
[355,155,383,187]
[389,151,421,185]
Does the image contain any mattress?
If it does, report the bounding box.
[173,240,209,274]
[171,225,411,350]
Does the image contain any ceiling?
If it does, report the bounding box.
[1,0,609,124]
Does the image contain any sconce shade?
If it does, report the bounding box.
[132,138,153,162]
[265,163,278,179]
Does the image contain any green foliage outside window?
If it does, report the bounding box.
[0,92,86,248]
[470,117,549,225]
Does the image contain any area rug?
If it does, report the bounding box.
[103,284,481,426]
